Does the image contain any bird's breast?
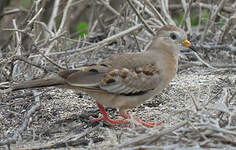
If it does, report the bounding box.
[160,53,178,86]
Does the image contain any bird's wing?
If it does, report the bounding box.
[59,53,161,95]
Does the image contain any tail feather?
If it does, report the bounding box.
[12,76,66,91]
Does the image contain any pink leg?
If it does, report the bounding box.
[91,103,129,126]
[120,112,162,128]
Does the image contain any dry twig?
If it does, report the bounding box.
[119,121,188,148]
[0,91,41,147]
[126,0,155,35]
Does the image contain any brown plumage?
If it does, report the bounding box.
[1,25,196,127]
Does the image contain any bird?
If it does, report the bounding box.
[1,25,196,127]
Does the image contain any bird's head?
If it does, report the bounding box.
[154,25,196,53]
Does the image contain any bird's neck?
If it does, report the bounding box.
[149,38,179,57]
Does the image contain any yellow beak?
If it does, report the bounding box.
[181,40,191,47]
[181,40,196,52]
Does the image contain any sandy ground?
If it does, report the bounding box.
[1,63,235,149]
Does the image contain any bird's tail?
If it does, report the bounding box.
[0,75,66,93]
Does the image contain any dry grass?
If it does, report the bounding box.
[0,0,236,149]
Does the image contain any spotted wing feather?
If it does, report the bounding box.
[58,54,160,95]
[99,64,160,95]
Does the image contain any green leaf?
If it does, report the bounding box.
[201,9,210,24]
[76,22,88,38]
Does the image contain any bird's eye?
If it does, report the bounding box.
[170,33,177,40]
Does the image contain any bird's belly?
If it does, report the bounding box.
[86,91,155,110]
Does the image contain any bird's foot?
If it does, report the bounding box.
[120,112,162,128]
[92,102,162,127]
[91,102,129,126]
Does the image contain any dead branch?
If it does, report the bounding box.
[118,121,188,148]
[0,91,41,146]
[126,0,155,35]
